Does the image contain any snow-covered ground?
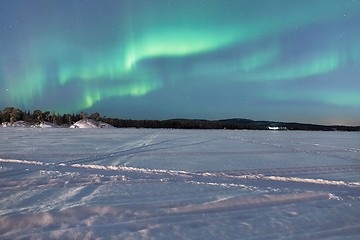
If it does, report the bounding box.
[2,121,61,128]
[0,128,359,239]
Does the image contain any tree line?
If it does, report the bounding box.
[0,107,85,126]
[1,107,359,131]
[0,106,264,129]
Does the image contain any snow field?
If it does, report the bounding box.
[0,128,359,239]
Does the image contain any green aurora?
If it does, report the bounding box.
[1,0,360,125]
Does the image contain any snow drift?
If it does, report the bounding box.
[1,121,32,128]
[1,119,114,129]
[1,121,60,128]
[70,119,114,129]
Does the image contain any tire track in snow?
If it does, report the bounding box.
[1,157,359,189]
[217,164,360,176]
[0,133,181,177]
[59,139,174,165]
[44,161,360,198]
[58,138,216,166]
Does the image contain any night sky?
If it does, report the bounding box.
[1,0,360,125]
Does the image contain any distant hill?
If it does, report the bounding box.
[218,118,360,131]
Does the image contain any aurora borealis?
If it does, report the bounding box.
[1,0,360,125]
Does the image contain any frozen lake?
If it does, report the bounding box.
[0,128,359,239]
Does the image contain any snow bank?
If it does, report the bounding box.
[70,119,114,129]
[1,121,32,128]
[1,121,61,128]
[32,122,61,128]
[1,119,114,128]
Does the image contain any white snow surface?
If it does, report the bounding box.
[1,119,114,129]
[70,119,114,128]
[2,121,32,128]
[0,128,359,239]
[2,121,61,128]
[33,122,61,128]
